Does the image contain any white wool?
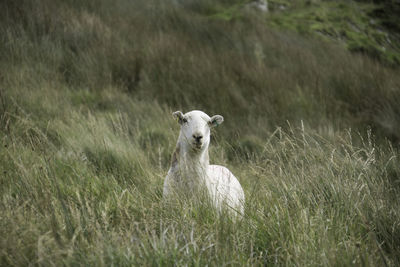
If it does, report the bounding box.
[163,110,245,215]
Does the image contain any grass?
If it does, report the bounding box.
[1,0,400,265]
[264,0,400,66]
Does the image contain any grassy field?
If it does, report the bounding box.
[265,0,400,66]
[1,0,400,265]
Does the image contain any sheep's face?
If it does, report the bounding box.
[173,110,223,152]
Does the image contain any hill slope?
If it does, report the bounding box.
[1,0,400,265]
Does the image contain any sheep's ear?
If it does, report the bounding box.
[172,111,185,124]
[209,115,224,127]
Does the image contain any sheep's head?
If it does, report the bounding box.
[173,110,223,152]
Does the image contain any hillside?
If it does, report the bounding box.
[209,0,400,66]
[266,0,400,66]
[1,0,400,265]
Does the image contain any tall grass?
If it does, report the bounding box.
[2,0,400,140]
[1,0,400,265]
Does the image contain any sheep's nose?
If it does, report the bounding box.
[193,134,203,142]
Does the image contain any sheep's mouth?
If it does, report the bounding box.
[192,142,203,150]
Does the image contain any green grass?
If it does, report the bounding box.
[263,0,400,66]
[1,0,400,265]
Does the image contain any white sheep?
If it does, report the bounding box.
[163,110,245,215]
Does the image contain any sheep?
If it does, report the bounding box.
[163,110,245,215]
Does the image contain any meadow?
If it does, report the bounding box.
[1,0,400,265]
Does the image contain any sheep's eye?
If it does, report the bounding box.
[182,118,188,123]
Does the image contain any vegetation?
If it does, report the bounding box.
[265,0,400,66]
[1,0,399,265]
[210,0,400,66]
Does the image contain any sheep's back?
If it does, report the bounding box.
[207,165,245,213]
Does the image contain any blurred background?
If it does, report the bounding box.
[1,0,400,265]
